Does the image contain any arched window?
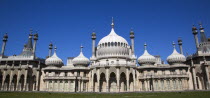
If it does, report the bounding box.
[115,42,117,46]
[121,43,123,46]
[105,43,107,47]
[111,42,114,46]
[108,42,110,47]
[102,43,104,47]
[118,42,120,46]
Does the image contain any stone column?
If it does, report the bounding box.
[144,80,147,91]
[97,68,100,92]
[192,66,197,90]
[9,70,13,91]
[91,71,94,92]
[36,71,40,91]
[63,80,65,92]
[16,70,20,91]
[204,64,210,89]
[116,67,120,92]
[23,70,28,91]
[81,80,84,92]
[105,67,109,92]
[186,79,189,90]
[69,80,71,92]
[126,68,129,92]
[133,69,136,91]
[52,80,54,91]
[46,81,49,91]
[136,70,139,91]
[1,70,6,91]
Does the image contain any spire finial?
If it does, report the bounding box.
[49,42,53,49]
[172,41,176,49]
[111,17,114,28]
[199,22,204,31]
[130,27,134,35]
[54,46,57,53]
[199,22,203,28]
[29,29,33,34]
[80,45,83,52]
[144,42,147,50]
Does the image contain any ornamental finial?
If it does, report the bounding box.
[172,41,176,49]
[111,17,114,28]
[54,46,57,52]
[144,42,147,50]
[80,45,83,52]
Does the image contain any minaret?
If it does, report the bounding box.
[178,37,183,54]
[199,23,208,43]
[192,25,199,50]
[130,28,135,55]
[48,42,53,57]
[32,32,38,55]
[91,31,96,59]
[1,33,8,56]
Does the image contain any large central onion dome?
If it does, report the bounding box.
[45,47,63,67]
[97,19,129,58]
[72,46,90,67]
[138,43,156,65]
[167,42,186,65]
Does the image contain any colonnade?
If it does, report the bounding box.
[0,70,39,91]
[91,67,136,92]
[45,79,88,92]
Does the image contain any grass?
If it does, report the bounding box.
[0,91,210,98]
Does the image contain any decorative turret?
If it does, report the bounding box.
[45,46,63,67]
[19,29,34,57]
[199,23,208,43]
[26,29,33,50]
[130,28,135,56]
[48,42,53,57]
[178,37,183,54]
[32,32,38,55]
[72,45,90,67]
[138,43,156,66]
[167,42,186,65]
[1,33,8,56]
[91,31,96,59]
[192,25,199,50]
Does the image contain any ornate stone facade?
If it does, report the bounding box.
[0,20,210,92]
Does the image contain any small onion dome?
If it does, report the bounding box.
[45,47,63,67]
[167,42,186,65]
[72,46,90,67]
[138,43,156,65]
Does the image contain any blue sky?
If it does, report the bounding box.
[0,0,209,64]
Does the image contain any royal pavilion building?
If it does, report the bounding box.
[0,19,210,92]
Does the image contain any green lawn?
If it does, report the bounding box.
[0,91,210,98]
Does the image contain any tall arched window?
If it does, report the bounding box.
[111,42,114,46]
[118,42,120,46]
